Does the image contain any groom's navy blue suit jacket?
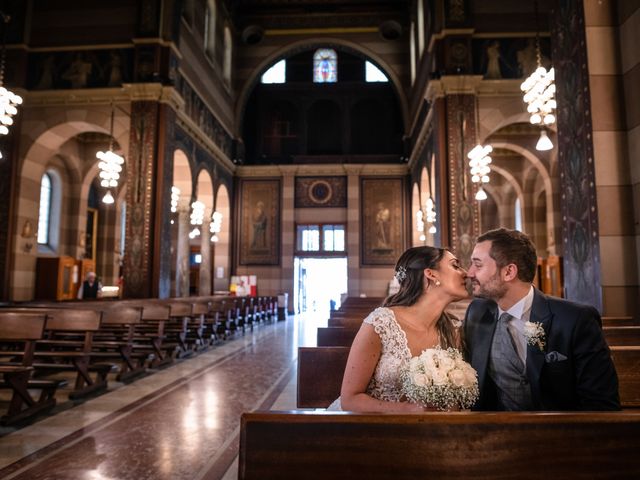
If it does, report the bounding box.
[464,289,620,411]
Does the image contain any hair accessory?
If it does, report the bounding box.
[395,266,407,283]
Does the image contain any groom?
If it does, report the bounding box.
[464,228,620,411]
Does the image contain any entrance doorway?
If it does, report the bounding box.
[294,257,347,316]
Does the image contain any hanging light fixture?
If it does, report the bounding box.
[210,210,222,243]
[97,104,124,204]
[520,0,556,149]
[189,200,205,239]
[467,144,492,201]
[425,197,437,234]
[0,12,23,140]
[536,129,553,151]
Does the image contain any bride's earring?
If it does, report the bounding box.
[435,280,441,286]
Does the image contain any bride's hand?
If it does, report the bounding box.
[402,402,438,413]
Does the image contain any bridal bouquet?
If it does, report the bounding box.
[401,347,479,411]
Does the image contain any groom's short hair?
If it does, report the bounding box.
[477,228,537,283]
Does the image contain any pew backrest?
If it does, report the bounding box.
[239,411,640,480]
[297,346,349,408]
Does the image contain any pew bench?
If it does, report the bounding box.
[239,411,640,479]
[298,346,640,409]
[0,313,66,425]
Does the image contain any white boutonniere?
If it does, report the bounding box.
[523,321,546,351]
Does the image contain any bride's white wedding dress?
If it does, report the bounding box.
[327,307,416,411]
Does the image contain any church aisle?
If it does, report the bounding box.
[0,313,324,480]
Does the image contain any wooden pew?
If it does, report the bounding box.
[603,326,640,346]
[32,309,114,399]
[611,346,640,407]
[0,313,65,425]
[239,411,640,479]
[297,347,349,408]
[316,327,357,347]
[298,346,640,409]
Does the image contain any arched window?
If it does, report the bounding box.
[204,0,217,58]
[313,49,337,83]
[37,173,52,245]
[365,61,388,82]
[261,59,286,84]
[37,169,62,252]
[515,197,523,231]
[223,26,232,84]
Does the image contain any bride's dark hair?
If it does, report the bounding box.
[383,245,459,349]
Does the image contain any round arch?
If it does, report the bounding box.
[10,111,129,301]
[411,182,422,246]
[235,37,409,136]
[213,183,231,292]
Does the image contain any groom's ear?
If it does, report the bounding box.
[502,263,519,281]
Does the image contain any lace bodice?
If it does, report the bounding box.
[363,307,412,402]
[326,307,461,410]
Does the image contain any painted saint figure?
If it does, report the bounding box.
[251,201,267,249]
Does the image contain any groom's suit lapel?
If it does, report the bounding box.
[526,289,553,407]
[474,303,498,396]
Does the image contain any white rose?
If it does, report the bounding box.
[431,368,448,386]
[437,355,455,372]
[461,365,478,388]
[420,351,438,373]
[448,368,466,387]
[412,372,429,387]
[409,357,422,372]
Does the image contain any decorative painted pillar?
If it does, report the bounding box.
[429,77,483,268]
[199,216,212,296]
[123,101,159,298]
[122,98,174,298]
[175,203,190,297]
[551,0,602,310]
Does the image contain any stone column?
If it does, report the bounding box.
[345,165,363,296]
[175,203,190,297]
[199,215,212,296]
[551,0,602,310]
[280,169,295,312]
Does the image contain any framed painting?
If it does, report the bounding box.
[361,177,405,266]
[239,179,281,265]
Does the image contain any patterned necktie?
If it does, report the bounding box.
[495,312,525,372]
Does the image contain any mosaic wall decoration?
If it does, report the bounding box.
[27,49,134,90]
[294,176,347,208]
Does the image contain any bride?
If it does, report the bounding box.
[333,246,469,412]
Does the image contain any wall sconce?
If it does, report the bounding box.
[21,219,34,253]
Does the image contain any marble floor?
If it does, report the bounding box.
[0,311,326,480]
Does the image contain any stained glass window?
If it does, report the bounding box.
[313,49,337,83]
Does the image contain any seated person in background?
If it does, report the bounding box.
[331,245,469,412]
[77,271,102,299]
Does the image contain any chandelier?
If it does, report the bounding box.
[210,211,222,243]
[425,197,436,234]
[189,200,205,239]
[0,12,22,138]
[467,144,492,201]
[97,106,124,204]
[520,0,556,151]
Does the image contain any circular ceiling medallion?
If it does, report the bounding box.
[308,180,333,205]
